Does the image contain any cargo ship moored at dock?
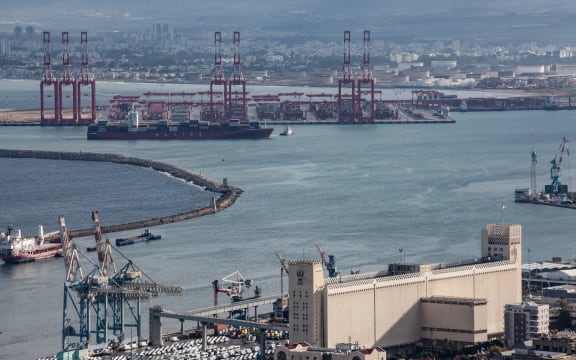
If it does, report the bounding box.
[0,225,62,264]
[87,111,273,140]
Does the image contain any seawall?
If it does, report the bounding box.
[0,149,242,237]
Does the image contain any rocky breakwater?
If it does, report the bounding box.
[0,149,242,237]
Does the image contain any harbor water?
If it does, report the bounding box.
[1,80,576,359]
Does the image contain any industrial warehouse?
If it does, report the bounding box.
[282,224,522,356]
[141,224,523,360]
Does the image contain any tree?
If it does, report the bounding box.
[554,297,573,330]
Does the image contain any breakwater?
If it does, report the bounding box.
[0,149,242,237]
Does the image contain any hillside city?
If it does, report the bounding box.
[1,24,576,92]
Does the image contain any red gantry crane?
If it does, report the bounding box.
[356,30,375,122]
[338,31,355,123]
[228,32,247,122]
[209,31,227,122]
[77,32,96,124]
[40,31,59,125]
[58,31,78,124]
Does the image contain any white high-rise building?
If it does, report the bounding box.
[0,39,10,55]
[504,301,550,347]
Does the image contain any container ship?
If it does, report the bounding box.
[0,225,62,264]
[115,229,162,247]
[87,110,273,140]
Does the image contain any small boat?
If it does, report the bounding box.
[115,229,161,247]
[0,225,62,264]
[280,125,293,136]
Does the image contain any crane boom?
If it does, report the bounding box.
[59,215,83,282]
[549,136,570,194]
[275,251,289,274]
[315,245,338,277]
[93,211,105,268]
[92,211,116,276]
[275,251,289,294]
[213,271,253,306]
[315,244,328,270]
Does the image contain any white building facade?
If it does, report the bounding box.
[288,224,523,350]
[504,301,550,347]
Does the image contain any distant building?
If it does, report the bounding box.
[555,65,576,76]
[559,48,574,59]
[397,62,424,71]
[498,70,516,79]
[275,342,386,360]
[533,330,576,354]
[13,26,22,43]
[0,40,10,55]
[505,302,550,347]
[24,26,34,42]
[499,347,576,359]
[389,53,419,63]
[543,285,576,302]
[541,269,576,282]
[152,23,171,41]
[288,224,522,353]
[401,69,430,81]
[431,60,457,70]
[516,65,549,75]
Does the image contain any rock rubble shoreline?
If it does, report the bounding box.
[0,149,242,237]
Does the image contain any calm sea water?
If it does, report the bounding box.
[1,80,575,359]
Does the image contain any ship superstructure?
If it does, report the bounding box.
[0,225,62,264]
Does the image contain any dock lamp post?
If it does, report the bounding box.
[527,248,532,298]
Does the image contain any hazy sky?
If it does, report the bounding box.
[3,1,576,44]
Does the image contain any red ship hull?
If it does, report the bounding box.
[0,245,62,264]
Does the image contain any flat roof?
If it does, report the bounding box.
[522,261,573,272]
[421,296,487,305]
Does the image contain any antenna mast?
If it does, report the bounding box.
[530,148,537,198]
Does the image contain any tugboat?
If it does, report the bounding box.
[115,229,162,247]
[280,125,293,136]
[0,225,62,264]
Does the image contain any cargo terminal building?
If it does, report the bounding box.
[287,224,522,352]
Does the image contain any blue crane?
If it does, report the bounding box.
[549,136,569,194]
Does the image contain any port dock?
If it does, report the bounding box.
[514,136,576,209]
[0,105,454,126]
[150,295,288,360]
